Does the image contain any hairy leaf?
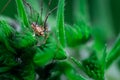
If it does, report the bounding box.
[16,0,29,27]
[106,34,120,68]
[56,0,65,47]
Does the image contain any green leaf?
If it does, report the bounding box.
[106,34,120,68]
[0,45,17,67]
[12,31,36,49]
[100,45,107,70]
[0,20,15,53]
[71,57,85,71]
[16,0,29,27]
[57,61,87,80]
[21,63,35,80]
[56,0,65,47]
[0,21,14,41]
[34,48,54,66]
[33,36,57,66]
[34,34,67,66]
[65,22,90,47]
[54,44,67,60]
[82,53,104,80]
[72,53,105,80]
[0,67,11,73]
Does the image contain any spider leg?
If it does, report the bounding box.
[43,6,57,31]
[23,0,33,17]
[0,0,12,14]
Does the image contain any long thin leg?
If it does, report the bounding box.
[44,0,53,25]
[23,0,33,17]
[40,0,43,22]
[43,6,57,30]
[46,0,53,15]
[43,32,49,44]
[0,0,11,14]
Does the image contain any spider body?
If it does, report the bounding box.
[24,0,57,38]
[31,22,45,36]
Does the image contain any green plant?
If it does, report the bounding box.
[0,0,120,80]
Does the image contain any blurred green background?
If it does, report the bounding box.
[0,0,120,80]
